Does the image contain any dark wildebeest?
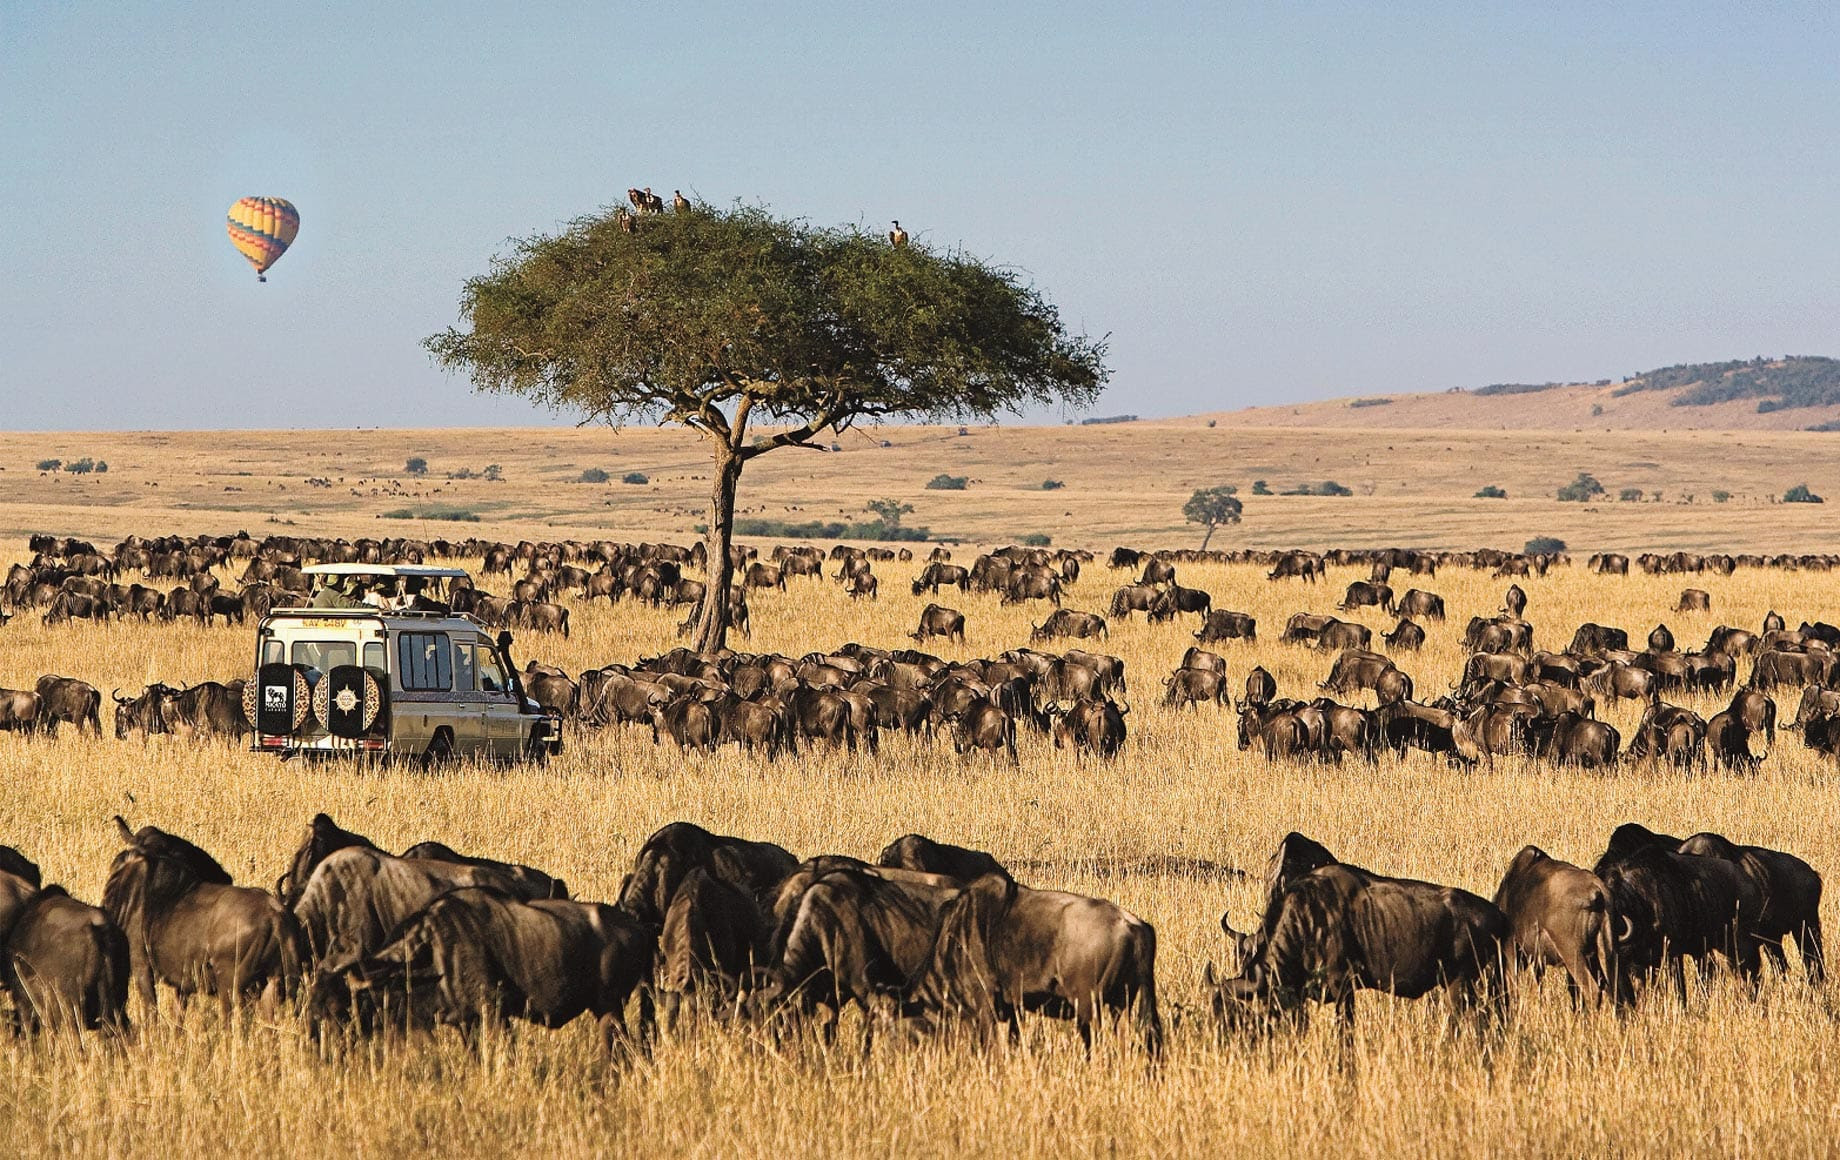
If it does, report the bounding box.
[103,818,305,1009]
[1243,666,1277,707]
[1049,697,1128,758]
[1569,623,1629,655]
[306,887,652,1053]
[1627,700,1707,769]
[876,834,1011,883]
[910,562,971,596]
[1266,552,1322,583]
[1529,711,1620,769]
[951,701,1018,759]
[1137,557,1175,586]
[1501,584,1528,617]
[1383,617,1426,651]
[1108,584,1159,620]
[1750,649,1832,691]
[1031,609,1107,642]
[1592,823,1764,1001]
[1338,581,1394,615]
[397,840,568,901]
[1396,589,1445,622]
[1318,649,1397,698]
[657,866,771,1028]
[1194,609,1256,643]
[1148,584,1211,623]
[914,873,1163,1053]
[34,675,102,737]
[617,821,799,929]
[0,863,130,1034]
[1677,589,1711,613]
[1676,832,1823,984]
[1213,857,1508,1036]
[1647,623,1675,653]
[0,687,42,733]
[1164,666,1230,711]
[1492,846,1620,1006]
[1316,618,1372,652]
[758,866,963,1032]
[911,604,966,645]
[1180,646,1226,675]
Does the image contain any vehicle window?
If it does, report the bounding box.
[453,643,477,692]
[397,632,453,691]
[292,640,356,674]
[476,645,509,696]
[261,639,285,666]
[363,641,386,673]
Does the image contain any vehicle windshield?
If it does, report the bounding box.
[292,640,357,674]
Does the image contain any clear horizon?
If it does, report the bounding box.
[5,3,1837,430]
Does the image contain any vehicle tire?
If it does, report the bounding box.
[421,727,455,768]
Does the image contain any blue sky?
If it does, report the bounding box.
[3,2,1837,429]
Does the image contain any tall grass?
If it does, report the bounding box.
[2,544,1839,1155]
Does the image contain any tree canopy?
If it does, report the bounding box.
[426,199,1108,650]
[1182,486,1243,549]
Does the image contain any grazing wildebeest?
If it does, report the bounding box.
[1396,589,1445,621]
[1677,588,1711,613]
[1592,823,1764,1001]
[0,864,131,1034]
[34,675,102,736]
[657,866,771,1028]
[876,834,1012,883]
[1048,696,1128,758]
[1194,609,1256,643]
[1030,609,1107,642]
[397,840,569,901]
[1148,584,1211,622]
[0,687,43,733]
[1675,832,1823,983]
[1242,666,1277,707]
[103,818,304,1009]
[1164,666,1231,711]
[911,604,966,645]
[1338,581,1394,615]
[1318,649,1397,697]
[1213,857,1508,1036]
[1569,623,1629,655]
[307,887,652,1052]
[1108,584,1159,619]
[914,873,1162,1053]
[1492,846,1620,1006]
[1383,617,1426,651]
[617,821,799,929]
[910,562,970,596]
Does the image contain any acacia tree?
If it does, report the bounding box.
[426,202,1107,651]
[1182,486,1242,550]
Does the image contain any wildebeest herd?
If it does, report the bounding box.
[0,814,1818,1057]
[10,532,1840,776]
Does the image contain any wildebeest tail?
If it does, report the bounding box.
[1129,920,1164,1057]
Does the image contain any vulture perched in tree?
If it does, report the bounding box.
[889,220,909,247]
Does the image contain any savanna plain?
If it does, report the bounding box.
[2,425,1839,1158]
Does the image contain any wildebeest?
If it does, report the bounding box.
[910,562,970,596]
[617,821,799,929]
[1396,589,1446,621]
[1148,584,1211,622]
[0,688,42,733]
[1677,588,1711,613]
[1383,617,1426,651]
[1569,623,1630,655]
[914,873,1162,1053]
[0,871,130,1034]
[1338,580,1394,615]
[102,818,305,1009]
[1318,649,1398,698]
[876,834,1011,883]
[1030,609,1107,642]
[1108,584,1159,619]
[1164,665,1231,711]
[1492,846,1619,1005]
[1242,666,1277,707]
[657,866,771,1028]
[1676,831,1823,983]
[1214,852,1507,1035]
[911,604,966,645]
[307,886,652,1052]
[1194,609,1256,643]
[34,675,102,736]
[1048,696,1128,758]
[1592,823,1764,1001]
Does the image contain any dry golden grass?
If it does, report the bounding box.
[2,423,1839,554]
[3,529,1840,1156]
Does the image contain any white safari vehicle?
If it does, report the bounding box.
[248,564,562,762]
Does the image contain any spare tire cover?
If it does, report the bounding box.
[255,662,312,735]
[324,665,388,738]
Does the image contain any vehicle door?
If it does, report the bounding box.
[472,639,526,756]
[393,630,469,753]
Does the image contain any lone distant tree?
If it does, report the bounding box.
[865,498,914,528]
[426,201,1107,651]
[1182,485,1242,549]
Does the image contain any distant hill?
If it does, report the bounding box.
[1211,357,1840,431]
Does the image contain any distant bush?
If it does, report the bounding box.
[381,507,481,522]
[1474,485,1507,499]
[1712,489,1732,503]
[1040,479,1065,490]
[1472,382,1563,397]
[1617,487,1644,502]
[729,518,930,541]
[1610,356,1840,410]
[446,467,478,479]
[405,457,428,476]
[35,459,60,472]
[621,471,649,485]
[1281,480,1353,497]
[1525,536,1567,555]
[1805,419,1840,432]
[1018,532,1052,547]
[578,467,610,483]
[1556,472,1605,502]
[1590,403,1604,417]
[1079,414,1138,425]
[1347,397,1392,408]
[1250,480,1272,496]
[483,464,503,481]
[925,474,968,491]
[1784,483,1825,504]
[65,458,98,475]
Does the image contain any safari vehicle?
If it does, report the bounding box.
[247,564,562,762]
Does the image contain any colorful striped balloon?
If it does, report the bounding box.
[226,196,300,281]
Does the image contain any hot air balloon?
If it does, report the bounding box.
[226,197,299,282]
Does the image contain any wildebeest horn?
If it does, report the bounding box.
[113,815,134,842]
[1220,914,1244,940]
[1617,914,1634,943]
[112,687,128,705]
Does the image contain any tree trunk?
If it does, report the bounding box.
[1199,522,1216,551]
[693,450,743,654]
